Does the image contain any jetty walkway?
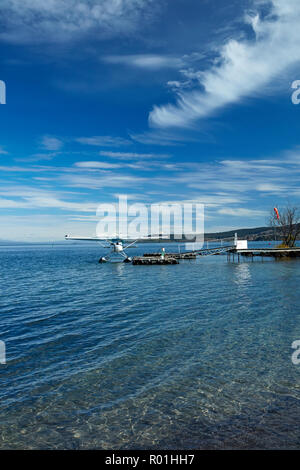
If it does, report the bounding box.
[133,236,300,264]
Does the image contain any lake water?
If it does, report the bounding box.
[0,242,300,449]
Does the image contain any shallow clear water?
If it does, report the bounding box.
[0,242,300,449]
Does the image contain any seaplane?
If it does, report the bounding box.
[65,234,139,263]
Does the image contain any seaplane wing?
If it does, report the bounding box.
[65,235,108,241]
[65,234,148,243]
[65,235,112,248]
[123,240,138,249]
[65,234,140,246]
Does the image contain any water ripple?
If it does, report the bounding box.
[0,244,300,449]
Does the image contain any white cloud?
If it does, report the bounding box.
[0,194,97,212]
[149,0,300,128]
[23,195,98,212]
[0,184,101,212]
[16,152,61,163]
[158,151,300,200]
[61,173,146,189]
[0,165,43,172]
[41,136,63,151]
[0,198,30,209]
[103,54,184,69]
[255,183,286,192]
[130,130,190,146]
[0,215,98,242]
[2,144,300,240]
[75,161,121,169]
[103,52,206,70]
[0,0,155,44]
[218,208,266,217]
[99,151,169,159]
[76,136,132,147]
[0,146,8,155]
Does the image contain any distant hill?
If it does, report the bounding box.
[205,226,275,241]
[0,224,297,244]
[142,225,277,242]
[205,223,300,241]
[143,225,285,242]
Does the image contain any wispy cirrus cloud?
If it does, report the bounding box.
[16,152,61,163]
[103,54,184,70]
[0,184,99,212]
[149,0,300,128]
[61,173,146,189]
[0,196,98,212]
[175,155,300,197]
[41,136,63,151]
[75,161,122,169]
[0,165,44,173]
[99,151,170,159]
[0,0,157,44]
[218,207,266,217]
[73,158,171,172]
[0,146,8,155]
[103,52,205,70]
[0,214,98,242]
[76,136,132,147]
[2,143,300,239]
[130,130,192,146]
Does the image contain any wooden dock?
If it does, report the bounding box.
[134,243,300,265]
[231,247,300,259]
[132,256,179,265]
[143,252,196,259]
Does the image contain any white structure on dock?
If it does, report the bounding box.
[234,233,248,250]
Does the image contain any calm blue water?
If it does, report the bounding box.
[0,242,300,449]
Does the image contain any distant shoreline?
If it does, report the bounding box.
[0,224,299,245]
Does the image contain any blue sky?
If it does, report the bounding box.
[1,0,300,241]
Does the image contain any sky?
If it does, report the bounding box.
[1,0,300,241]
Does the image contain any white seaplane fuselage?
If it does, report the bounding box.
[113,242,124,253]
